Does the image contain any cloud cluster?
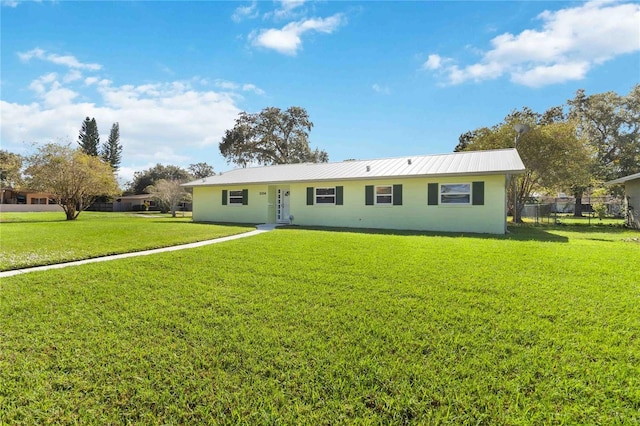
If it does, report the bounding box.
[1,49,264,182]
[231,1,259,23]
[214,79,265,95]
[19,47,102,70]
[265,0,307,20]
[233,0,346,56]
[424,1,640,87]
[249,14,344,56]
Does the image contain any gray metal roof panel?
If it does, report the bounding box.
[183,149,526,187]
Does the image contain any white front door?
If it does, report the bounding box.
[276,187,290,223]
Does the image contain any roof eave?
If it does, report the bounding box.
[605,172,640,185]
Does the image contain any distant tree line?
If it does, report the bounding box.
[455,85,639,221]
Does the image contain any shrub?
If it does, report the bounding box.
[131,204,148,212]
[592,202,607,220]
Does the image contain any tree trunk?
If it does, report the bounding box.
[515,204,523,223]
[64,204,77,220]
[574,192,583,217]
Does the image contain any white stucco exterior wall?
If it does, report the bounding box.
[625,179,640,229]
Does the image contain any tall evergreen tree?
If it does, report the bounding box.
[102,122,123,170]
[78,117,100,156]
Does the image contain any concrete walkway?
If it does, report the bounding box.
[1,225,279,278]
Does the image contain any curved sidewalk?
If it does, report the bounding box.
[1,225,278,278]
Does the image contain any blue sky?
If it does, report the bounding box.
[1,0,639,184]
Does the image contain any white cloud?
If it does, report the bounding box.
[2,0,19,7]
[372,84,390,95]
[250,13,345,55]
[28,72,58,95]
[511,62,591,87]
[214,79,265,95]
[214,79,240,90]
[241,83,265,96]
[63,69,83,83]
[423,54,443,70]
[18,47,102,71]
[0,69,256,183]
[266,0,307,20]
[425,0,640,87]
[17,47,45,61]
[232,1,259,22]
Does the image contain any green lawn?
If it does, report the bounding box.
[0,212,253,271]
[1,224,638,424]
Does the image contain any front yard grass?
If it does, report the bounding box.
[0,212,253,271]
[1,226,638,424]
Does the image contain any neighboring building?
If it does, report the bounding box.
[606,172,640,229]
[0,188,55,205]
[184,149,525,234]
[0,188,62,212]
[113,194,157,212]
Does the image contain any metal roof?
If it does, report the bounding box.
[184,148,526,187]
[605,172,640,185]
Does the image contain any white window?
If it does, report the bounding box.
[315,187,335,204]
[440,183,471,204]
[229,190,244,205]
[375,185,393,205]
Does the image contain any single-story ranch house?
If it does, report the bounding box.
[606,172,640,229]
[184,148,526,234]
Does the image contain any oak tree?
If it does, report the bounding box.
[127,164,192,194]
[220,106,328,167]
[568,85,640,181]
[188,162,215,179]
[457,108,592,222]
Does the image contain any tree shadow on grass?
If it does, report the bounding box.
[277,224,570,243]
[0,218,68,224]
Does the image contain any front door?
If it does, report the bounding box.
[276,187,290,224]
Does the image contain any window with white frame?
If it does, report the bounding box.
[229,190,244,204]
[375,185,393,205]
[440,183,471,204]
[315,187,336,204]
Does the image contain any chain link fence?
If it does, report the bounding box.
[521,197,625,224]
